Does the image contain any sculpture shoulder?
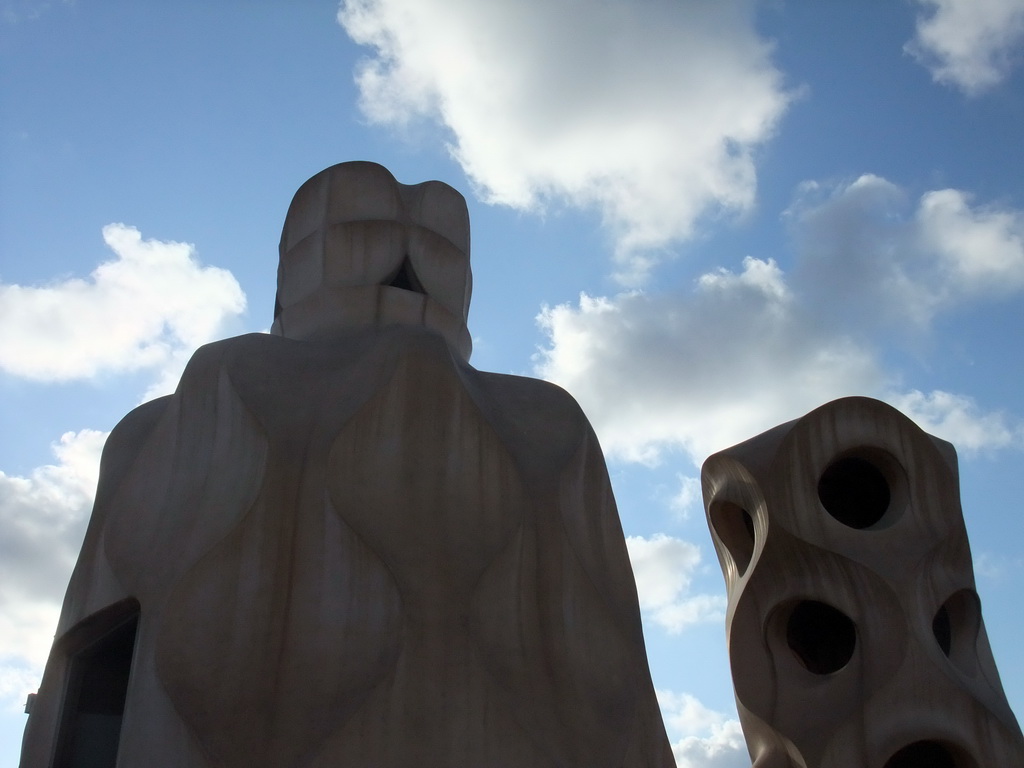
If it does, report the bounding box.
[474,370,590,426]
[106,394,171,441]
[177,333,278,381]
[93,395,172,510]
[177,332,382,391]
[93,335,275,503]
[465,369,602,476]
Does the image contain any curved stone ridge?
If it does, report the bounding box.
[702,396,1024,767]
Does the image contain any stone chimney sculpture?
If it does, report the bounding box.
[21,162,674,768]
[701,396,1024,767]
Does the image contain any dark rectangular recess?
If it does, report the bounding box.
[53,601,139,768]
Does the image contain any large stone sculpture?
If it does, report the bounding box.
[21,162,674,768]
[702,396,1024,767]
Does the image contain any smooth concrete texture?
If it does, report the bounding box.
[702,396,1024,768]
[22,162,672,768]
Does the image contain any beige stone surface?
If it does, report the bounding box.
[21,163,672,767]
[702,396,1024,768]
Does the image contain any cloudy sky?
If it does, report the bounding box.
[2,1,1023,765]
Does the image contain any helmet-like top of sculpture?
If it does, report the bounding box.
[271,161,473,360]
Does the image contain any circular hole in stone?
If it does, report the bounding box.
[709,501,756,576]
[786,600,856,674]
[883,740,970,768]
[817,455,890,529]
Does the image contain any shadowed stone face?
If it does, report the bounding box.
[702,396,1024,768]
[271,161,473,360]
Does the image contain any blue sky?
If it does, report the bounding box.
[2,1,1024,765]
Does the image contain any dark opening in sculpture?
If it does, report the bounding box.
[817,453,891,529]
[785,600,856,675]
[53,602,139,768]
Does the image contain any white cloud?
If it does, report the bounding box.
[915,188,1024,297]
[657,690,749,768]
[338,0,791,281]
[0,429,106,708]
[670,475,702,519]
[0,224,246,398]
[786,175,923,326]
[789,175,1024,330]
[535,178,1024,466]
[889,389,1022,452]
[625,534,725,634]
[0,665,39,714]
[535,259,882,465]
[671,721,748,768]
[906,0,1024,95]
[974,551,1024,582]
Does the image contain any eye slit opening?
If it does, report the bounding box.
[386,257,424,294]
